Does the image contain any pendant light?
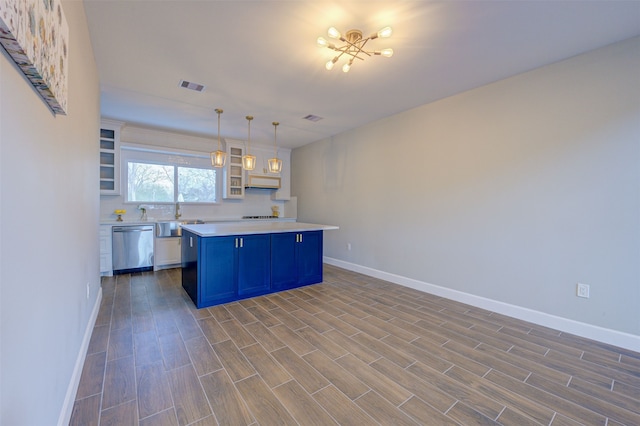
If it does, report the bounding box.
[210,108,226,167]
[268,121,283,174]
[242,116,256,170]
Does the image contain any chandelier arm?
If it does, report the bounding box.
[354,39,373,57]
[338,37,369,54]
[333,49,350,61]
[342,52,366,61]
[340,38,373,62]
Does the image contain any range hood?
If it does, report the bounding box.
[245,175,281,189]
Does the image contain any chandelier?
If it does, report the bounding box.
[317,26,393,72]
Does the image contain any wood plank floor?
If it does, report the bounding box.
[70,265,640,425]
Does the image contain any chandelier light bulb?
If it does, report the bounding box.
[317,36,328,47]
[377,26,392,38]
[342,60,352,73]
[327,27,341,39]
[326,58,336,70]
[380,48,394,57]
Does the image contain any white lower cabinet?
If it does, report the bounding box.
[155,237,181,270]
[99,225,113,276]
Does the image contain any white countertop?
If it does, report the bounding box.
[100,217,297,225]
[101,221,156,226]
[180,221,339,237]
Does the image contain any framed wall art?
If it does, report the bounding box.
[0,0,69,114]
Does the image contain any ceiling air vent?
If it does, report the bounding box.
[303,114,323,122]
[179,80,205,92]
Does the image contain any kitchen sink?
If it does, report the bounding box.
[156,221,180,237]
[156,219,204,237]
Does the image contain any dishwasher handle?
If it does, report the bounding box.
[113,226,153,233]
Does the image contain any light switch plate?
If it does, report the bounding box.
[577,283,590,298]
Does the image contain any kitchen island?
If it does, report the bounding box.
[180,222,338,308]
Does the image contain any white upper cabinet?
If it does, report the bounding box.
[99,120,124,195]
[223,140,245,199]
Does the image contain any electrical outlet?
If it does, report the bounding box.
[347,243,352,251]
[576,283,590,298]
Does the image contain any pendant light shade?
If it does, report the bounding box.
[211,150,226,168]
[211,108,227,168]
[268,157,282,174]
[268,121,283,174]
[242,115,256,171]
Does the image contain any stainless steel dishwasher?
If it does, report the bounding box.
[112,225,154,274]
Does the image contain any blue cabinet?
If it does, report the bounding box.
[271,231,323,291]
[271,232,298,290]
[182,231,272,308]
[199,236,236,306]
[297,231,323,285]
[237,234,271,297]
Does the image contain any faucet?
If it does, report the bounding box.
[175,202,181,219]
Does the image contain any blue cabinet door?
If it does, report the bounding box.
[199,236,236,307]
[271,231,323,289]
[271,232,298,290]
[297,231,323,285]
[237,234,271,296]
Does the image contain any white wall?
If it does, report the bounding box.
[292,37,640,342]
[0,2,100,425]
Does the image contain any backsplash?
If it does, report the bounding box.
[100,192,296,222]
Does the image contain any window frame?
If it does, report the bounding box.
[121,144,219,205]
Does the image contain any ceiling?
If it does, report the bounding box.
[84,1,640,149]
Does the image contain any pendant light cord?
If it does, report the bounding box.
[216,108,223,150]
[273,121,279,156]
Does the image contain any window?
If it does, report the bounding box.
[178,166,216,202]
[123,146,217,203]
[128,162,174,202]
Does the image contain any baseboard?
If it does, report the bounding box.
[57,287,103,426]
[324,257,640,353]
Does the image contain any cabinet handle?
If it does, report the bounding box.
[299,233,303,243]
[240,238,243,248]
[235,238,238,248]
